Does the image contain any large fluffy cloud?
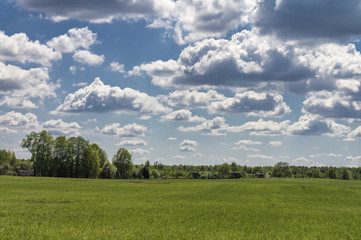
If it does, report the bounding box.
[129,30,313,89]
[345,155,361,167]
[303,91,361,120]
[209,91,290,117]
[0,31,61,66]
[0,62,50,93]
[15,0,175,23]
[170,0,256,44]
[0,111,38,131]
[131,30,361,93]
[0,62,58,108]
[166,90,225,108]
[14,0,361,46]
[178,117,290,136]
[234,119,290,136]
[346,126,361,141]
[54,78,169,114]
[288,114,350,137]
[177,114,352,137]
[0,96,37,109]
[252,0,361,42]
[47,27,97,53]
[15,0,256,43]
[42,119,81,136]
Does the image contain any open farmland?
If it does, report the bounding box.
[0,176,360,239]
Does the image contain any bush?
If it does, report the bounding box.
[151,170,160,179]
[99,161,117,179]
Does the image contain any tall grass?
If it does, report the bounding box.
[0,176,360,239]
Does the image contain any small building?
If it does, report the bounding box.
[229,173,242,179]
[209,174,219,179]
[255,173,268,178]
[17,170,33,176]
[187,172,201,179]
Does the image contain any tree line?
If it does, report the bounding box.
[18,130,134,179]
[1,130,361,180]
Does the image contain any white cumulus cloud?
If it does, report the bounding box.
[110,61,125,73]
[209,91,290,117]
[235,140,262,145]
[0,31,61,66]
[179,139,198,152]
[47,27,97,53]
[101,123,147,138]
[178,116,229,136]
[247,154,274,160]
[234,119,290,136]
[0,111,38,130]
[42,119,81,136]
[161,109,205,122]
[303,91,361,120]
[117,139,148,146]
[72,50,104,65]
[129,148,150,155]
[15,0,175,23]
[0,62,58,108]
[269,141,282,147]
[54,77,169,114]
[345,126,361,141]
[288,114,350,137]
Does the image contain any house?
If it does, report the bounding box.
[255,173,268,178]
[17,170,33,176]
[187,172,201,179]
[229,173,242,179]
[209,174,219,179]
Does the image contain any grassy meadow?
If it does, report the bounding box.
[0,176,360,239]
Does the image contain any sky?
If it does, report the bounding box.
[1,0,361,167]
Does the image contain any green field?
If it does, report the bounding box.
[0,176,360,239]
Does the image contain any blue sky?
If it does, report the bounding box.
[1,0,361,167]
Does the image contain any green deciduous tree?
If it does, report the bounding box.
[218,163,231,176]
[252,166,265,174]
[83,146,101,178]
[99,160,117,179]
[340,167,351,180]
[91,143,108,169]
[230,162,239,173]
[68,136,89,178]
[328,167,338,179]
[272,162,292,178]
[53,136,72,177]
[0,149,16,166]
[141,165,150,179]
[112,148,133,179]
[21,130,54,176]
[151,169,160,179]
[311,168,321,178]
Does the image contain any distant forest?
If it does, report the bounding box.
[1,130,360,180]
